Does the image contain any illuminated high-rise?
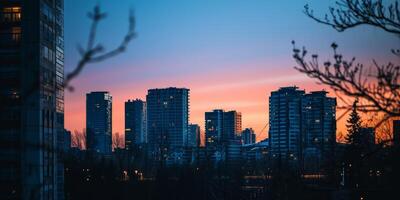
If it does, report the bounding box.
[125,99,147,150]
[146,87,189,159]
[205,109,242,147]
[86,91,112,154]
[188,124,200,147]
[302,91,336,171]
[269,87,305,162]
[0,0,64,199]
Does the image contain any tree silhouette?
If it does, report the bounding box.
[71,129,87,150]
[293,0,400,128]
[112,132,125,150]
[304,0,400,36]
[345,100,362,145]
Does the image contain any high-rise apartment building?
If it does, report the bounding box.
[86,92,112,154]
[223,111,242,141]
[125,99,147,150]
[205,109,224,146]
[241,128,256,145]
[302,91,336,171]
[146,87,189,159]
[269,87,337,168]
[205,109,242,147]
[188,124,200,147]
[269,87,305,162]
[0,0,64,199]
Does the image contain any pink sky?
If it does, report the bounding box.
[65,60,346,143]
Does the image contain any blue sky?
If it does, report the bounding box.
[64,0,399,139]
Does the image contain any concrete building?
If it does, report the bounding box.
[125,99,147,150]
[0,1,64,199]
[146,87,189,160]
[86,92,112,154]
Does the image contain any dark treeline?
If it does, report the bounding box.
[63,138,400,200]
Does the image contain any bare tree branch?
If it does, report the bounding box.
[305,0,400,57]
[63,5,136,91]
[304,0,400,35]
[293,41,400,128]
[295,1,400,129]
[112,132,125,150]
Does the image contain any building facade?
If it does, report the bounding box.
[188,124,200,147]
[223,110,242,141]
[302,91,336,172]
[205,109,224,147]
[205,109,242,147]
[146,87,189,160]
[241,128,256,145]
[269,87,305,162]
[86,91,112,154]
[0,0,64,199]
[269,87,337,169]
[125,99,147,150]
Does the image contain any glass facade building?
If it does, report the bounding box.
[241,128,256,145]
[125,99,147,150]
[0,0,64,199]
[146,87,189,160]
[269,87,305,162]
[302,91,336,171]
[269,87,337,169]
[205,109,242,147]
[188,124,200,147]
[86,91,112,154]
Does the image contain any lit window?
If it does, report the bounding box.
[11,27,21,42]
[2,7,21,22]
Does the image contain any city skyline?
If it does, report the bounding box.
[63,0,398,141]
[1,0,398,199]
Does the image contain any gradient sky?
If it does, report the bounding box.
[64,0,399,142]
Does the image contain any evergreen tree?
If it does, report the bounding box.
[345,100,362,146]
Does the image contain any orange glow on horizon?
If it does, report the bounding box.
[65,65,354,145]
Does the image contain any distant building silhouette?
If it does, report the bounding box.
[241,128,256,145]
[64,129,72,152]
[223,111,242,141]
[205,109,242,147]
[393,120,400,146]
[360,127,375,145]
[269,87,337,169]
[269,87,305,162]
[302,91,336,172]
[125,99,147,150]
[205,109,224,146]
[86,92,112,154]
[188,124,201,147]
[146,87,189,160]
[0,1,64,199]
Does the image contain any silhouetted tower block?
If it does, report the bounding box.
[125,99,147,150]
[86,91,112,154]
